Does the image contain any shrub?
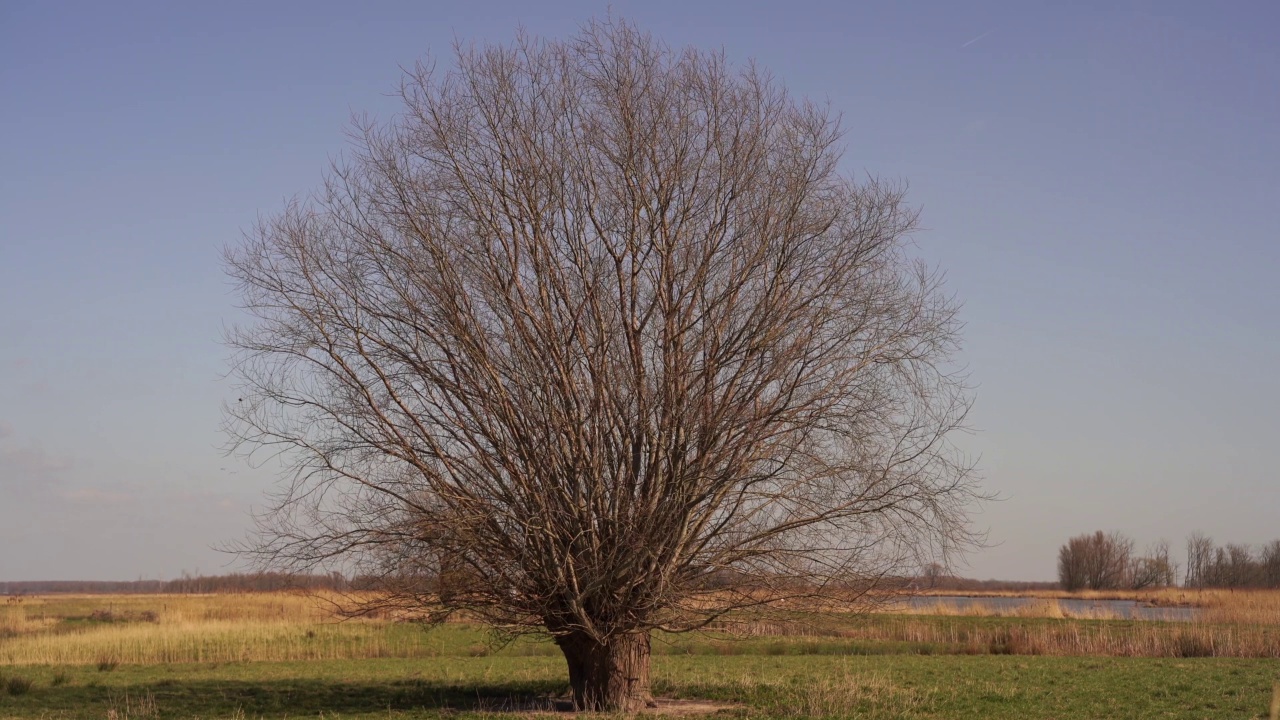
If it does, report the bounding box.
[6,675,33,695]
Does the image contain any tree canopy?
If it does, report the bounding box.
[224,19,980,710]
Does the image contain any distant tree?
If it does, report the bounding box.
[1058,531,1133,591]
[1058,539,1087,592]
[1184,532,1215,588]
[920,562,946,589]
[1220,544,1258,587]
[1129,540,1176,589]
[1181,534,1280,589]
[223,19,981,711]
[1260,540,1280,588]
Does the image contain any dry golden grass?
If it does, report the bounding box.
[5,592,332,623]
[709,614,1279,658]
[3,588,1277,666]
[1194,589,1280,624]
[0,617,429,666]
[881,598,1117,620]
[910,587,1280,622]
[0,592,439,666]
[0,605,59,636]
[708,588,1280,658]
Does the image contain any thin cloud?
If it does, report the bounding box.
[961,29,995,49]
[58,486,134,505]
[0,420,12,440]
[0,444,72,492]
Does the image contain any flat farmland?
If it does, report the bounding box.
[1,592,1277,719]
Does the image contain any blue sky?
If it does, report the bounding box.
[2,0,1277,581]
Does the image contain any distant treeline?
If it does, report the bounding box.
[0,572,352,595]
[1184,532,1280,589]
[1057,531,1280,591]
[918,576,1060,592]
[905,562,1058,592]
[4,570,1063,596]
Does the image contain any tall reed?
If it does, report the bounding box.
[2,589,1277,665]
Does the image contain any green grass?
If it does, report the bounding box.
[0,654,1275,719]
[658,655,1278,719]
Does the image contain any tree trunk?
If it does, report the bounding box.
[555,631,653,712]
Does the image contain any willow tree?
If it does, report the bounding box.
[225,19,979,712]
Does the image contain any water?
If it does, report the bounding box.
[902,595,1198,622]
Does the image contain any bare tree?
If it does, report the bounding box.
[1219,544,1259,587]
[1185,532,1215,588]
[1058,531,1133,591]
[1181,534,1280,589]
[1262,540,1280,588]
[920,562,946,589]
[224,19,979,711]
[1057,538,1088,592]
[1129,540,1176,589]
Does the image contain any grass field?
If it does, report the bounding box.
[2,655,1277,719]
[1,591,1277,718]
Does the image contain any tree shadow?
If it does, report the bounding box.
[36,677,574,716]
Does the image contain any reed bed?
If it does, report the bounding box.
[3,592,341,625]
[0,617,431,665]
[880,598,1112,620]
[918,586,1280,612]
[856,617,1278,658]
[1194,589,1280,624]
[0,606,59,637]
[702,615,1280,658]
[0,593,445,666]
[703,589,1280,659]
[904,587,1280,622]
[2,589,1276,666]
